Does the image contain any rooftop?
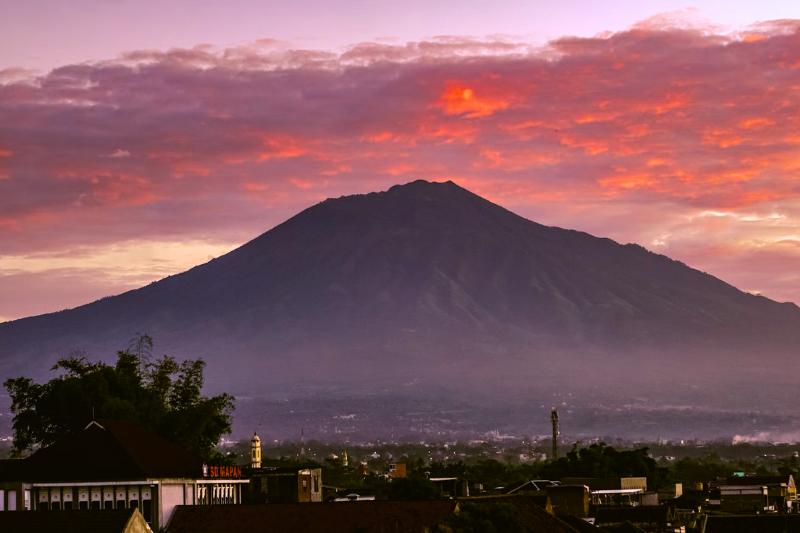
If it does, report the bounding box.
[0,508,144,533]
[167,501,458,533]
[0,420,204,482]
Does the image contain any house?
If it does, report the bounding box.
[561,477,655,507]
[246,466,322,503]
[594,505,672,530]
[429,476,470,498]
[0,421,247,531]
[507,479,561,494]
[562,477,647,491]
[388,462,407,479]
[719,474,796,513]
[546,484,591,517]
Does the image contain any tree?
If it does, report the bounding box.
[670,454,734,484]
[3,336,234,460]
[540,442,663,487]
[388,476,439,500]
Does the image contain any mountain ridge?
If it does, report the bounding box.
[6,179,797,322]
[1,179,798,403]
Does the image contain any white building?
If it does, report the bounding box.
[0,421,247,530]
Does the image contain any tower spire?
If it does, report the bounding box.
[551,408,559,460]
[250,432,262,469]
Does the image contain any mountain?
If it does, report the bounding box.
[2,180,799,439]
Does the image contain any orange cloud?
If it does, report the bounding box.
[289,178,314,189]
[171,160,212,177]
[258,136,307,160]
[363,131,401,144]
[241,181,269,192]
[560,135,609,156]
[477,147,559,170]
[439,84,510,118]
[598,173,658,193]
[89,174,161,207]
[384,163,416,176]
[702,128,744,148]
[418,120,479,144]
[651,92,692,115]
[738,117,774,130]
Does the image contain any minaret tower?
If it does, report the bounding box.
[550,409,559,460]
[251,432,262,469]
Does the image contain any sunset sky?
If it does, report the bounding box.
[2,1,800,322]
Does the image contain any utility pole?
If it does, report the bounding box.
[551,408,559,460]
[300,427,305,458]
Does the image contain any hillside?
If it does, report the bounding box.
[1,180,798,410]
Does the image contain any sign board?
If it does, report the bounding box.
[202,464,242,479]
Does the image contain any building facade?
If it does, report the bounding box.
[246,466,323,503]
[0,421,247,530]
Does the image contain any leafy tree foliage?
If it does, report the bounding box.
[387,475,439,500]
[539,442,664,486]
[3,335,234,460]
[665,453,775,485]
[669,454,732,484]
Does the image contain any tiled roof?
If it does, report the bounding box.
[595,505,670,525]
[558,514,604,532]
[459,495,581,532]
[167,501,458,533]
[0,509,141,533]
[721,475,791,486]
[1,420,203,482]
[705,515,800,533]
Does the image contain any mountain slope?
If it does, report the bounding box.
[1,180,798,397]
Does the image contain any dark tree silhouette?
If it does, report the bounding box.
[539,442,662,486]
[4,335,234,460]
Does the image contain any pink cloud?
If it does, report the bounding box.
[3,21,800,316]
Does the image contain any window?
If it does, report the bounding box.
[79,501,88,510]
[63,488,74,510]
[142,500,153,524]
[104,500,114,510]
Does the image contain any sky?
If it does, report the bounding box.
[2,1,800,321]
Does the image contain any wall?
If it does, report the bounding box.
[620,477,648,491]
[160,483,187,528]
[547,486,589,517]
